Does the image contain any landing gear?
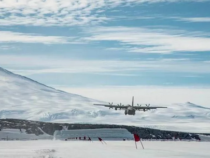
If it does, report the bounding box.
[125,111,127,115]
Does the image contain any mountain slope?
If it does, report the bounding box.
[0,67,106,121]
[0,67,210,133]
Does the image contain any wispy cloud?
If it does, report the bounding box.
[1,55,210,75]
[0,45,16,50]
[85,26,210,53]
[1,25,210,52]
[0,0,208,26]
[0,31,78,44]
[178,17,210,22]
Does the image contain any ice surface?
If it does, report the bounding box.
[0,140,209,158]
[54,128,133,140]
[0,128,52,140]
[0,67,210,133]
[199,135,210,141]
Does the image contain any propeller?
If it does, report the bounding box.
[108,102,113,109]
[137,104,141,106]
[117,103,123,109]
[145,104,150,107]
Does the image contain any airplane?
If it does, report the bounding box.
[94,96,167,115]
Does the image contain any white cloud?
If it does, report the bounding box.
[0,0,108,26]
[0,45,15,50]
[0,31,76,44]
[1,55,210,75]
[85,26,210,53]
[0,0,208,26]
[178,17,210,22]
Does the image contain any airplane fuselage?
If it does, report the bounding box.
[125,106,136,115]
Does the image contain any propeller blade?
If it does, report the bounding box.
[117,103,124,106]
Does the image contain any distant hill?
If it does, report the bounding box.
[0,119,209,141]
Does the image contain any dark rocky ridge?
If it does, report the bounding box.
[0,119,209,140]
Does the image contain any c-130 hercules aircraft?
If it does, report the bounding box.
[94,96,167,115]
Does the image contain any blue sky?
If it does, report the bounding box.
[0,0,210,104]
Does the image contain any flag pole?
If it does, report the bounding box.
[140,140,144,149]
[135,141,138,149]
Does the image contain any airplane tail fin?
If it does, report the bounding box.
[132,96,134,107]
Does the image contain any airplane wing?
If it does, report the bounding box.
[94,104,128,109]
[133,106,167,110]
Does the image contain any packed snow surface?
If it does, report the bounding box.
[0,67,210,133]
[0,140,209,158]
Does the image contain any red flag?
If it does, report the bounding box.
[88,137,91,141]
[84,136,86,140]
[133,134,144,149]
[134,134,140,142]
[98,137,107,144]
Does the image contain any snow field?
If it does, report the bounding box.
[0,140,209,158]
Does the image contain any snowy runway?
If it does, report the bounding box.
[0,140,209,158]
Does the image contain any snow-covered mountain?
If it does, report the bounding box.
[0,67,210,133]
[0,67,106,121]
